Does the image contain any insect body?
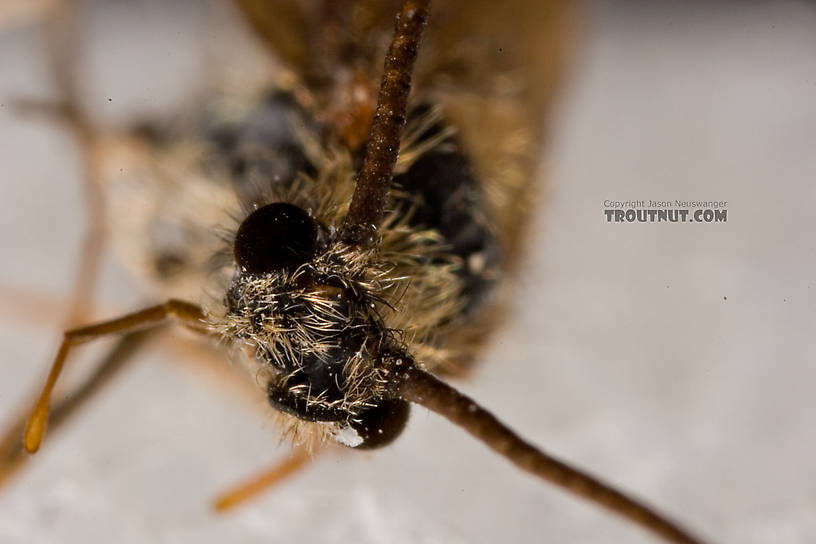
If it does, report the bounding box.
[96,0,562,449]
[0,1,707,542]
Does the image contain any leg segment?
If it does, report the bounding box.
[0,330,155,488]
[24,300,207,453]
[213,448,313,512]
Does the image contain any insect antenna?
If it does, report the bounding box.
[341,0,430,247]
[393,363,706,544]
[333,1,706,542]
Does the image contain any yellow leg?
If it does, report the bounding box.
[213,448,314,512]
[23,300,207,453]
[0,330,156,489]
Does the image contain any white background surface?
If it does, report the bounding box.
[1,1,815,543]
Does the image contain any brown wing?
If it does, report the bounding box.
[415,1,571,374]
[415,0,570,267]
[232,0,400,150]
[411,1,570,372]
[234,0,570,263]
[233,0,404,83]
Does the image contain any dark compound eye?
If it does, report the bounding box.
[234,203,319,274]
[349,399,411,450]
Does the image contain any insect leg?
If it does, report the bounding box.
[44,0,107,324]
[212,447,316,512]
[23,300,208,454]
[0,330,156,489]
[2,0,126,473]
[9,91,106,325]
[0,285,82,329]
[0,286,328,504]
[2,334,315,503]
